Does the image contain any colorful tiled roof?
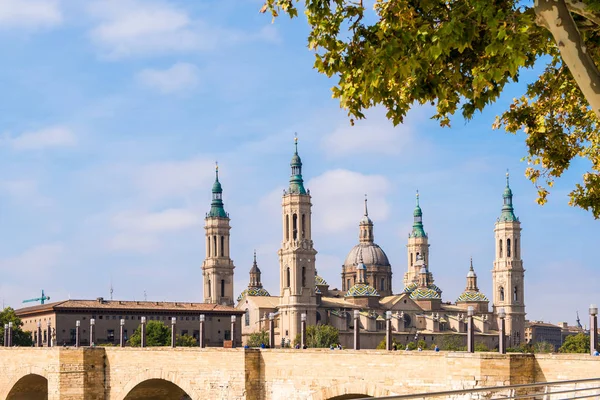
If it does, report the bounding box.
[403,282,442,295]
[237,287,271,302]
[345,283,379,297]
[409,288,441,300]
[315,275,328,286]
[456,291,489,302]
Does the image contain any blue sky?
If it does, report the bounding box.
[0,0,597,325]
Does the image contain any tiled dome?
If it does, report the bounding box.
[345,283,379,297]
[237,287,271,302]
[315,275,328,286]
[403,282,442,295]
[456,291,488,302]
[409,288,441,300]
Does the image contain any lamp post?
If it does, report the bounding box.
[467,306,475,353]
[89,318,95,347]
[140,317,146,348]
[37,321,42,347]
[590,304,598,355]
[171,317,177,348]
[498,308,506,354]
[199,315,205,348]
[75,321,80,348]
[300,313,307,349]
[120,319,125,347]
[385,311,392,351]
[3,324,8,347]
[268,313,275,348]
[8,322,13,347]
[47,320,52,347]
[353,310,360,350]
[231,315,237,348]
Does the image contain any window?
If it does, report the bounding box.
[208,236,211,257]
[70,329,76,343]
[112,316,116,320]
[99,316,103,320]
[499,239,503,258]
[224,330,231,340]
[292,214,298,240]
[346,279,350,290]
[410,253,413,266]
[381,278,385,291]
[507,238,512,257]
[245,309,250,326]
[221,279,225,297]
[500,287,505,301]
[301,214,306,239]
[220,236,224,257]
[286,267,290,287]
[302,267,306,287]
[514,286,518,302]
[208,280,211,299]
[124,330,128,341]
[107,330,115,342]
[186,316,189,321]
[213,235,217,257]
[285,215,289,241]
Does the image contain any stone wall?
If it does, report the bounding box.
[0,347,598,399]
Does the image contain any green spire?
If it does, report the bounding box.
[498,170,518,222]
[410,190,427,238]
[288,136,307,195]
[207,163,228,218]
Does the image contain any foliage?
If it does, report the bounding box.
[437,335,466,351]
[261,0,600,217]
[559,333,590,353]
[176,334,197,347]
[294,324,339,348]
[0,307,33,347]
[507,342,534,353]
[534,341,556,354]
[247,330,270,347]
[475,342,491,352]
[376,337,400,349]
[128,320,170,347]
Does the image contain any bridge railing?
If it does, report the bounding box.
[366,377,600,399]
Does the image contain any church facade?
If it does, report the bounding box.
[204,141,526,349]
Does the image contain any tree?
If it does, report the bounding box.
[294,324,339,348]
[0,307,33,347]
[176,334,197,347]
[534,341,556,353]
[437,335,466,351]
[247,330,270,347]
[559,332,590,353]
[262,0,600,218]
[128,320,170,347]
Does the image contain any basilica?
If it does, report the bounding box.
[202,140,526,349]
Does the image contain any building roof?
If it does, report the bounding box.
[345,283,379,297]
[320,296,360,309]
[16,299,243,316]
[315,275,328,286]
[456,291,489,302]
[237,287,271,302]
[343,243,390,268]
[240,296,280,309]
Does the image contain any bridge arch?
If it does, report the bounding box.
[5,373,48,400]
[308,382,394,400]
[116,370,197,400]
[0,365,50,400]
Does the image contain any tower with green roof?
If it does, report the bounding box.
[492,171,525,346]
[202,163,235,306]
[404,191,430,287]
[277,137,317,344]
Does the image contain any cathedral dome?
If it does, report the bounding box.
[409,287,441,300]
[345,283,379,297]
[403,282,442,296]
[343,243,390,268]
[456,291,488,302]
[237,287,271,302]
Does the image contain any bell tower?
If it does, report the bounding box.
[492,172,525,346]
[404,191,430,287]
[278,138,317,343]
[202,164,235,306]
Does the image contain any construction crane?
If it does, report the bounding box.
[23,290,50,305]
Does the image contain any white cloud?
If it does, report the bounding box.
[0,0,62,30]
[136,62,200,94]
[6,126,76,150]
[0,179,52,207]
[108,233,160,253]
[112,208,200,233]
[307,169,391,233]
[321,109,413,157]
[0,243,64,274]
[87,0,279,58]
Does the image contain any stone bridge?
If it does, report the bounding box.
[0,347,598,400]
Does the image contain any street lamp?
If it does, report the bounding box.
[47,320,52,348]
[498,308,506,354]
[89,318,95,347]
[231,315,237,348]
[353,310,360,350]
[8,322,13,347]
[590,304,598,355]
[75,321,80,347]
[385,311,392,351]
[36,321,42,347]
[300,313,307,349]
[3,324,8,347]
[171,317,177,348]
[140,317,146,348]
[120,319,125,348]
[268,313,275,348]
[467,306,475,353]
[199,314,205,348]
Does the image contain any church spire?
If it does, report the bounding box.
[410,191,427,238]
[466,257,478,291]
[359,194,374,243]
[288,136,307,195]
[249,250,262,289]
[499,170,518,222]
[207,163,227,218]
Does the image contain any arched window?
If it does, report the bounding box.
[245,309,250,326]
[220,236,224,257]
[381,278,385,291]
[213,235,217,257]
[285,215,289,241]
[207,236,211,257]
[346,279,350,290]
[208,280,211,298]
[513,286,518,302]
[286,267,290,288]
[499,286,505,301]
[221,279,225,297]
[507,238,511,257]
[292,214,298,240]
[301,214,305,239]
[499,239,503,258]
[410,253,414,266]
[302,267,306,287]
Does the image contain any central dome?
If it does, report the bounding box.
[343,243,390,268]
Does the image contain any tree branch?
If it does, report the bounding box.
[565,0,600,27]
[535,0,600,118]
